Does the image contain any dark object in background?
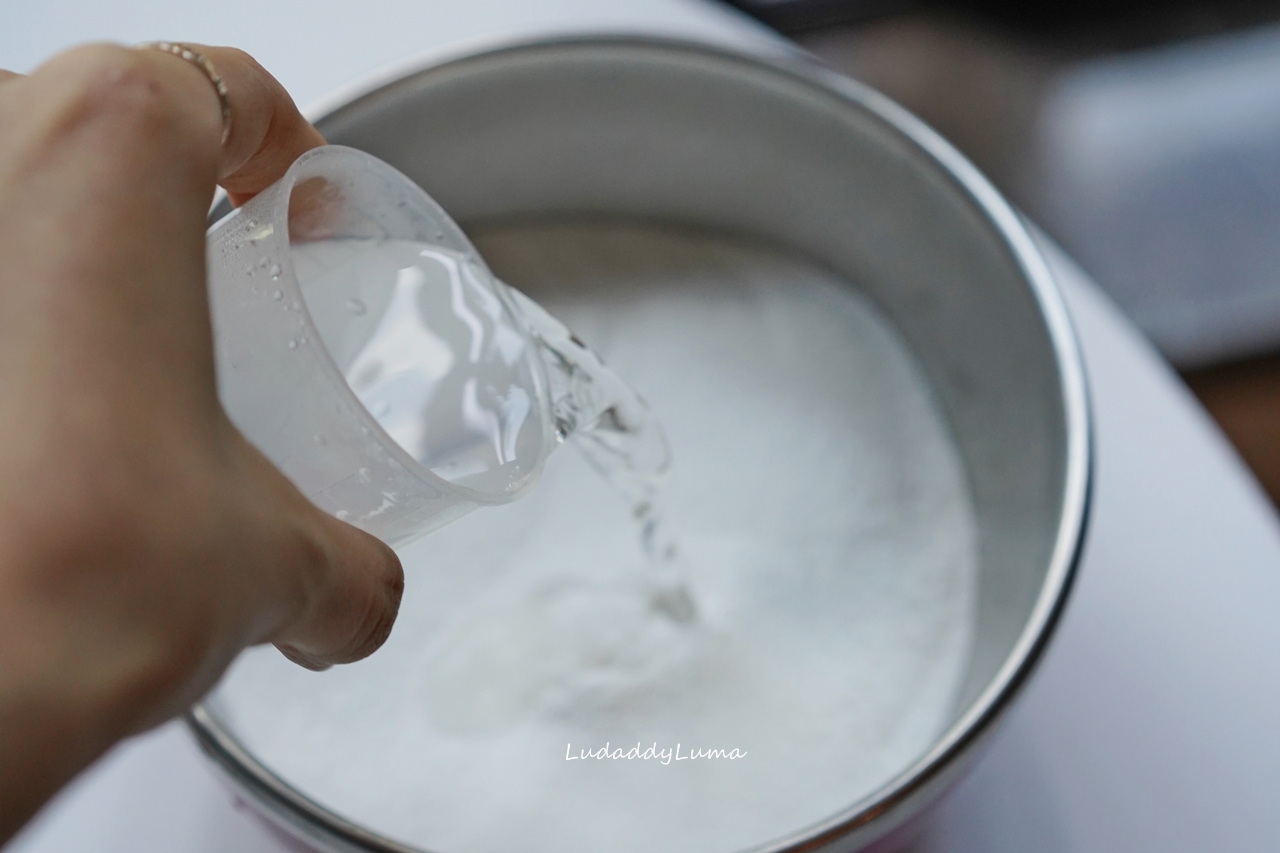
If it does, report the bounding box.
[1185,357,1280,508]
[723,0,916,31]
[727,0,1280,42]
[949,0,1280,40]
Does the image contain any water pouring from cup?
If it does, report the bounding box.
[207,144,693,618]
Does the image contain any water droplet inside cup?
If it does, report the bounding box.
[272,290,283,301]
[288,340,298,350]
[345,298,367,315]
[270,264,282,280]
[259,257,270,268]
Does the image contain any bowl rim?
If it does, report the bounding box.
[190,31,1092,853]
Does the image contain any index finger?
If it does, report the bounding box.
[170,45,325,206]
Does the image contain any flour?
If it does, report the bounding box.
[208,223,979,853]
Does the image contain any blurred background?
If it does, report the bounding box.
[726,0,1280,507]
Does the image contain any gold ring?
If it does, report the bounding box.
[136,41,231,145]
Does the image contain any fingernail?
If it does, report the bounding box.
[276,644,333,672]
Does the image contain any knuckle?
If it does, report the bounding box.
[61,46,167,121]
[47,44,211,152]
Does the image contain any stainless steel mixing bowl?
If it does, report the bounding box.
[191,34,1090,853]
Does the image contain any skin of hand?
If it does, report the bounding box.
[0,44,404,841]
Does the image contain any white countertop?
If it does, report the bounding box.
[5,3,1280,852]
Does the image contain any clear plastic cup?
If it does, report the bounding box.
[206,146,556,548]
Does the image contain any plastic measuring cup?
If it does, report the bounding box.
[206,146,557,548]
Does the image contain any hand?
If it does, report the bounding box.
[0,44,404,841]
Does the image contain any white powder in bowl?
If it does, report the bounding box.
[207,223,979,853]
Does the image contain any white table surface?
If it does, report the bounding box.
[5,3,1280,852]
